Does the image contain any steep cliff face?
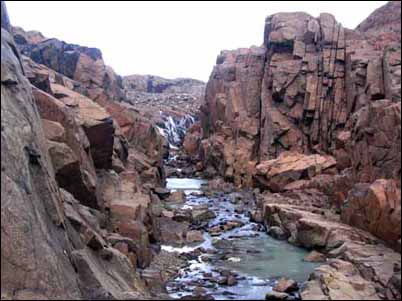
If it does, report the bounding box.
[198,1,401,248]
[1,2,170,299]
[200,2,401,187]
[1,24,82,300]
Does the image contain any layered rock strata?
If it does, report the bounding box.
[196,1,401,253]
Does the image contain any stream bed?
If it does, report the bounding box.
[162,178,319,300]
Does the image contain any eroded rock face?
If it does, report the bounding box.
[200,47,265,185]
[200,2,401,190]
[1,25,81,300]
[1,2,172,298]
[12,26,125,102]
[347,100,401,185]
[33,86,99,208]
[342,180,401,250]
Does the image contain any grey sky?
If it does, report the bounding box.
[6,1,387,81]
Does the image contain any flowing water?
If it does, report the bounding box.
[157,112,195,148]
[159,114,318,300]
[163,177,319,300]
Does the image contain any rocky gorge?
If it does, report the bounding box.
[1,1,401,300]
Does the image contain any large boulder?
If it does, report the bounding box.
[301,260,380,300]
[33,88,99,208]
[98,170,154,268]
[261,193,401,299]
[342,179,401,251]
[255,152,336,192]
[49,83,116,169]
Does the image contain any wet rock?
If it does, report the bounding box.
[227,275,238,286]
[186,230,204,243]
[265,291,290,300]
[158,217,189,246]
[274,278,299,293]
[192,208,216,224]
[267,226,288,241]
[153,187,171,200]
[169,190,186,203]
[222,220,245,232]
[303,250,326,263]
[208,225,224,236]
[180,294,215,300]
[300,259,380,300]
[251,210,264,223]
[173,209,192,223]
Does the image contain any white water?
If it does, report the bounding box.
[157,112,195,148]
[164,179,319,300]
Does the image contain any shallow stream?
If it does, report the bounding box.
[163,177,318,300]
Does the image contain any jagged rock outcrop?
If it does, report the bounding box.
[33,87,100,208]
[11,26,125,102]
[1,17,151,300]
[196,1,402,272]
[1,23,82,300]
[342,179,401,251]
[199,2,401,190]
[261,192,401,300]
[347,100,401,185]
[1,2,173,299]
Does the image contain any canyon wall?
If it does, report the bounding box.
[1,2,177,299]
[196,1,401,248]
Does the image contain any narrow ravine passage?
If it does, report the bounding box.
[157,118,319,300]
[162,177,319,300]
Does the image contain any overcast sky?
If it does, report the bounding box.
[7,1,387,81]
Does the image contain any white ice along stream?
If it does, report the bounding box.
[156,111,195,149]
